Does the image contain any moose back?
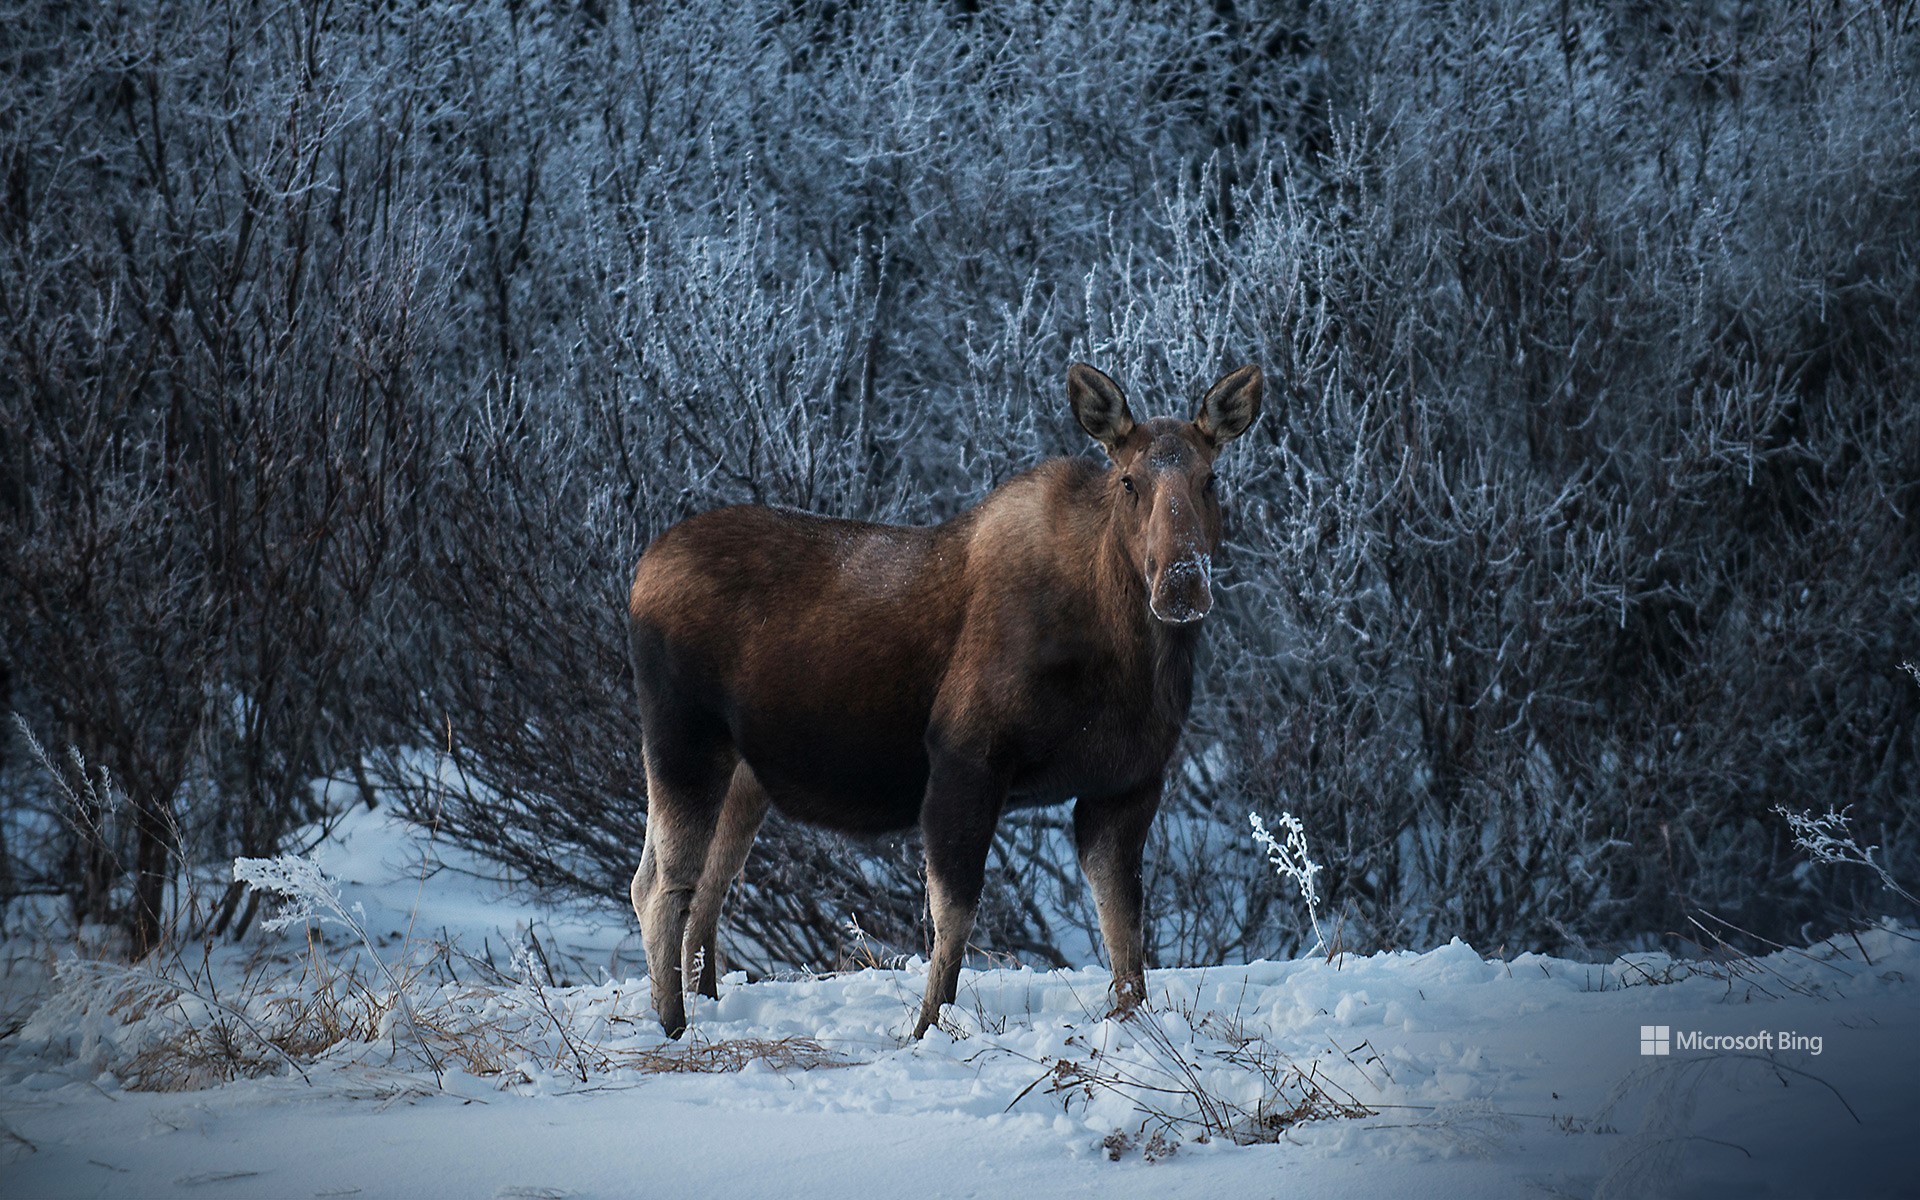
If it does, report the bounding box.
[626,363,1262,1037]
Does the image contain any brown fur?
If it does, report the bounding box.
[627,364,1262,1037]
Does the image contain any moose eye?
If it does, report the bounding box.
[1121,475,1136,494]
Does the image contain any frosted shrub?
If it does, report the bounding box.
[7,0,1917,971]
[1250,812,1324,955]
[1775,807,1918,909]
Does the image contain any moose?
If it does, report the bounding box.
[626,362,1263,1038]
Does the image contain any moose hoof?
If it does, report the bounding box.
[1105,979,1146,1021]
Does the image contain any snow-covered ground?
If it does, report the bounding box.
[1,806,1913,1198]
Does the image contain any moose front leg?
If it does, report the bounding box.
[1074,781,1163,1017]
[913,752,1007,1039]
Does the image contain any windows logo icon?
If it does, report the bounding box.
[1640,1025,1670,1056]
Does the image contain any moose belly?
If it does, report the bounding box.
[742,723,1157,831]
[730,703,933,834]
[1005,712,1179,809]
[712,620,1184,831]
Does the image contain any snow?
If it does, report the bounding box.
[2,805,1914,1198]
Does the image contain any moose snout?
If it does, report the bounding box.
[1149,556,1212,624]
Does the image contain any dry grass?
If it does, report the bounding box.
[37,935,863,1094]
[6,849,871,1094]
[622,1036,853,1074]
[1009,1004,1376,1156]
[51,944,394,1092]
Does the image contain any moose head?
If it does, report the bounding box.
[1067,363,1263,624]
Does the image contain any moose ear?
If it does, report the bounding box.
[1068,363,1134,452]
[1195,365,1263,446]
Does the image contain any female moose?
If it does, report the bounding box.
[627,363,1262,1038]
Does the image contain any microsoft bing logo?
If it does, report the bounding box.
[1634,1024,1822,1055]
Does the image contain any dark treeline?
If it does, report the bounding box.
[3,0,1915,968]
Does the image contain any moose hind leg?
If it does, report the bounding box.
[684,762,770,999]
[637,745,733,1038]
[912,754,1007,1039]
[628,841,658,932]
[1074,783,1162,1016]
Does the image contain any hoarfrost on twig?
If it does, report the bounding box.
[1250,810,1325,955]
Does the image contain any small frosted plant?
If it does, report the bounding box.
[1250,811,1324,955]
[1774,805,1917,908]
[232,856,359,937]
[686,946,706,1001]
[840,912,881,970]
[233,855,444,1077]
[510,929,592,1079]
